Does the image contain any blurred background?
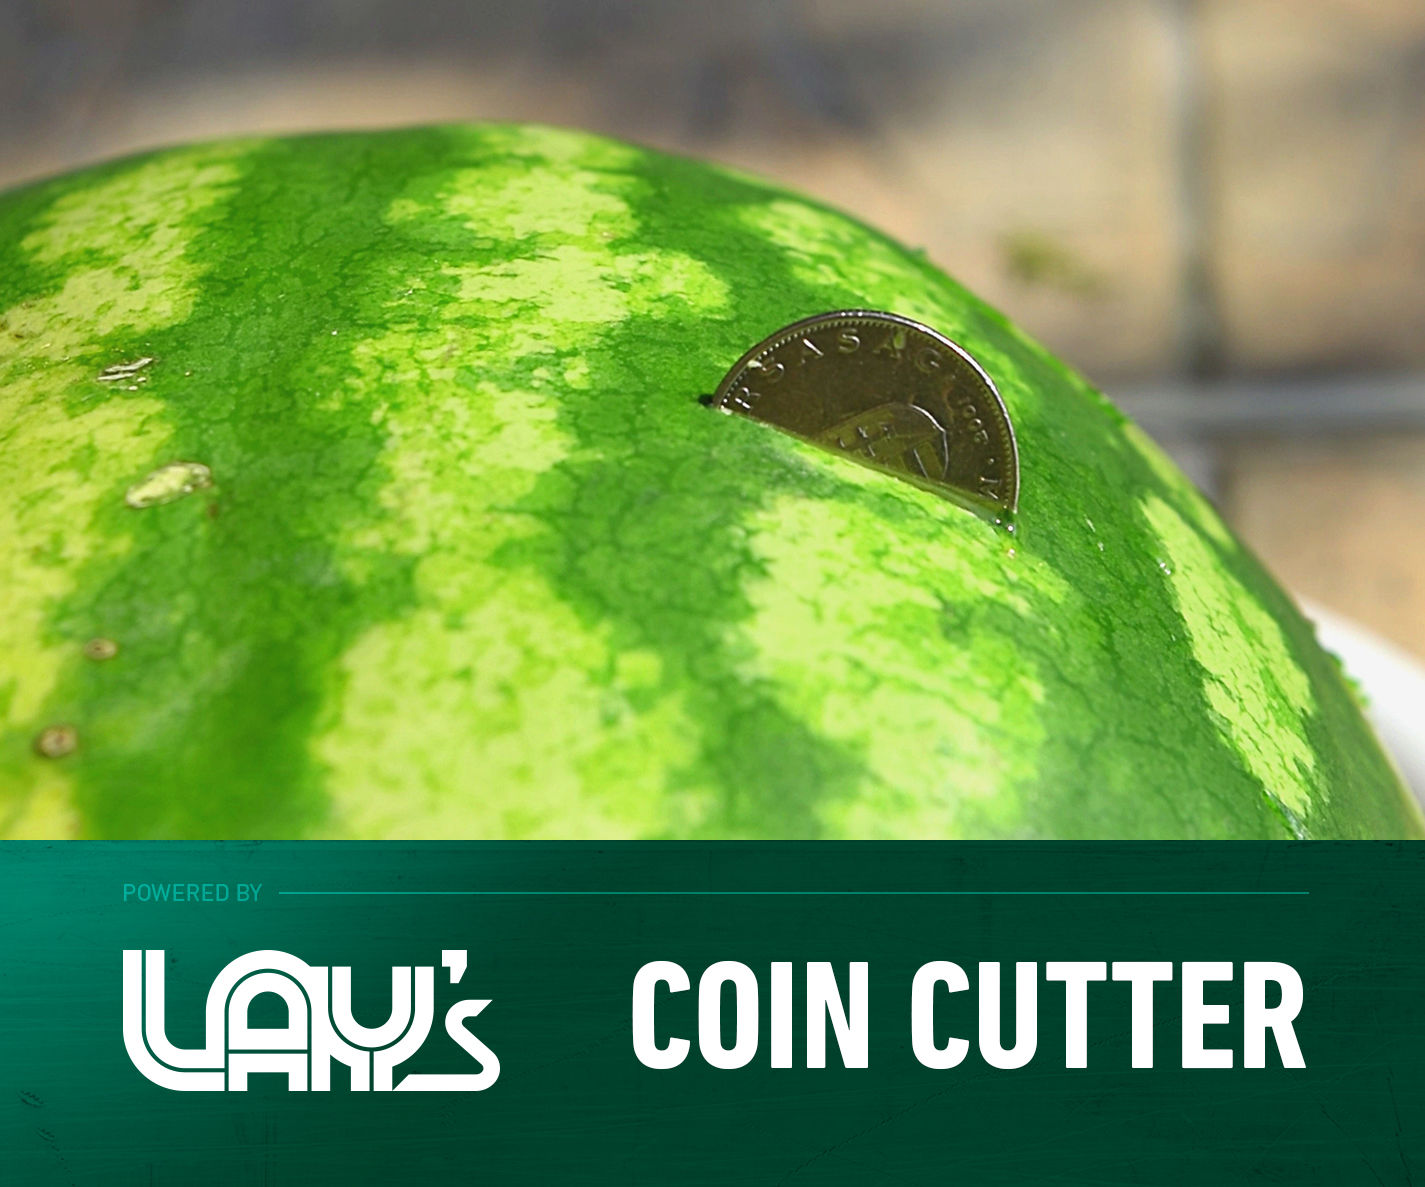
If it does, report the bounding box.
[3,0,1423,775]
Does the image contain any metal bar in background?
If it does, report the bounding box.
[1117,372,1425,438]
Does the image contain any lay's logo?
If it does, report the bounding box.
[122,949,499,1092]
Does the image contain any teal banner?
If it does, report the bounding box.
[1,842,1422,1184]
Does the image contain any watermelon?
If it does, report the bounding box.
[1,124,1418,840]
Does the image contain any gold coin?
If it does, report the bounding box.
[712,311,1018,516]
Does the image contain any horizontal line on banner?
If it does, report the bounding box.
[276,890,1309,897]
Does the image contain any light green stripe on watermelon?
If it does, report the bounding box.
[1142,495,1317,829]
[313,148,729,837]
[731,462,1067,838]
[0,144,249,835]
[0,123,1419,838]
[1123,421,1233,547]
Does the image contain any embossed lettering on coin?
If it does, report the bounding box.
[711,311,1019,515]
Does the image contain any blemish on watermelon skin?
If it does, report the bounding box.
[32,725,77,760]
[0,124,1419,839]
[96,357,153,383]
[123,460,212,509]
[82,638,118,661]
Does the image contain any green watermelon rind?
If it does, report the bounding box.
[0,123,1419,840]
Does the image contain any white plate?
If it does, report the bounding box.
[1301,599,1425,810]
